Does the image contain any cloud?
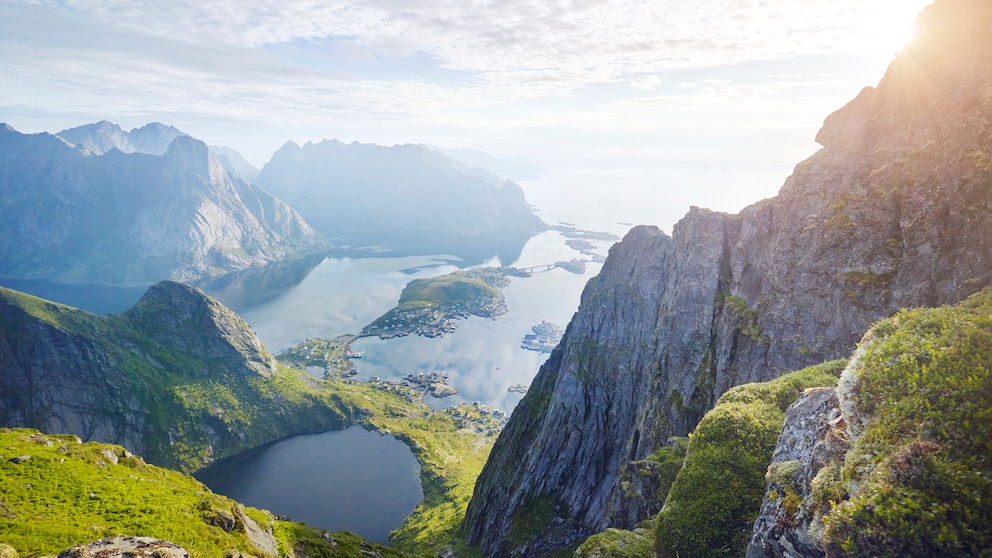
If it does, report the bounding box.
[0,0,933,161]
[629,76,662,90]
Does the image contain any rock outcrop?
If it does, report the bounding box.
[58,537,190,558]
[746,388,848,558]
[749,288,992,557]
[0,127,326,285]
[463,1,992,555]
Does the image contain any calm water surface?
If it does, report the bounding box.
[194,425,422,544]
[210,230,608,412]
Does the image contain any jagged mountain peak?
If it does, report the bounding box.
[0,123,326,285]
[464,0,992,555]
[56,120,187,156]
[124,281,276,378]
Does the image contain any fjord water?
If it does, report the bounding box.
[193,425,423,544]
[209,230,608,412]
[190,230,607,542]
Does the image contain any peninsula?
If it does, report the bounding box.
[361,267,525,339]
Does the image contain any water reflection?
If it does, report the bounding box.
[203,231,608,411]
[350,266,591,412]
[194,425,422,544]
[0,277,147,314]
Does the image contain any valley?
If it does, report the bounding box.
[1,1,991,557]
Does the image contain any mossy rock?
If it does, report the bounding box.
[821,289,992,557]
[654,361,845,558]
[576,528,653,558]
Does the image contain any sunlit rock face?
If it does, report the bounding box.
[0,128,326,285]
[463,1,992,555]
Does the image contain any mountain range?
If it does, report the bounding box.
[0,126,326,285]
[256,139,546,263]
[0,122,546,288]
[463,0,992,555]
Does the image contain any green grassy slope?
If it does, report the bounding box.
[0,428,415,558]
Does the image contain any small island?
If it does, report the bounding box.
[361,267,520,339]
[521,321,563,353]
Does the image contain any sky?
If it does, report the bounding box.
[1,0,933,230]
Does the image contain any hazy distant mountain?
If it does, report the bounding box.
[430,146,545,182]
[256,139,546,262]
[0,125,326,285]
[56,120,187,155]
[209,145,260,182]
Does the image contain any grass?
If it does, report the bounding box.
[655,360,846,558]
[1,284,495,556]
[0,428,419,558]
[820,289,992,557]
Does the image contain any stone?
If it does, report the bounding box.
[746,388,848,558]
[463,1,992,555]
[57,537,188,558]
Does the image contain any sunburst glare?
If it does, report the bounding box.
[862,0,933,56]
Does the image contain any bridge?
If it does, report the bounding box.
[516,263,558,274]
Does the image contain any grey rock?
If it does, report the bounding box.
[57,537,188,558]
[463,1,992,555]
[236,506,278,556]
[746,388,848,558]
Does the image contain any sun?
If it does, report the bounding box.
[863,0,932,57]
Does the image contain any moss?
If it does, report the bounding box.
[644,437,689,504]
[724,295,764,341]
[781,486,802,517]
[654,361,845,558]
[821,289,992,557]
[0,428,271,556]
[273,522,412,558]
[576,528,653,558]
[766,460,801,487]
[507,495,567,545]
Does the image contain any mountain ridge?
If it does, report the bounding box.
[256,138,546,263]
[0,127,326,286]
[463,1,992,555]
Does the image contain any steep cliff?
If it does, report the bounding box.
[0,129,326,285]
[0,282,355,471]
[463,1,992,555]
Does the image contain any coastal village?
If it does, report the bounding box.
[277,336,509,428]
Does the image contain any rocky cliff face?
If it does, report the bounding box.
[0,129,326,285]
[746,387,847,558]
[463,1,992,555]
[0,282,288,467]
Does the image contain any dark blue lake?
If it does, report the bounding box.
[194,425,423,544]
